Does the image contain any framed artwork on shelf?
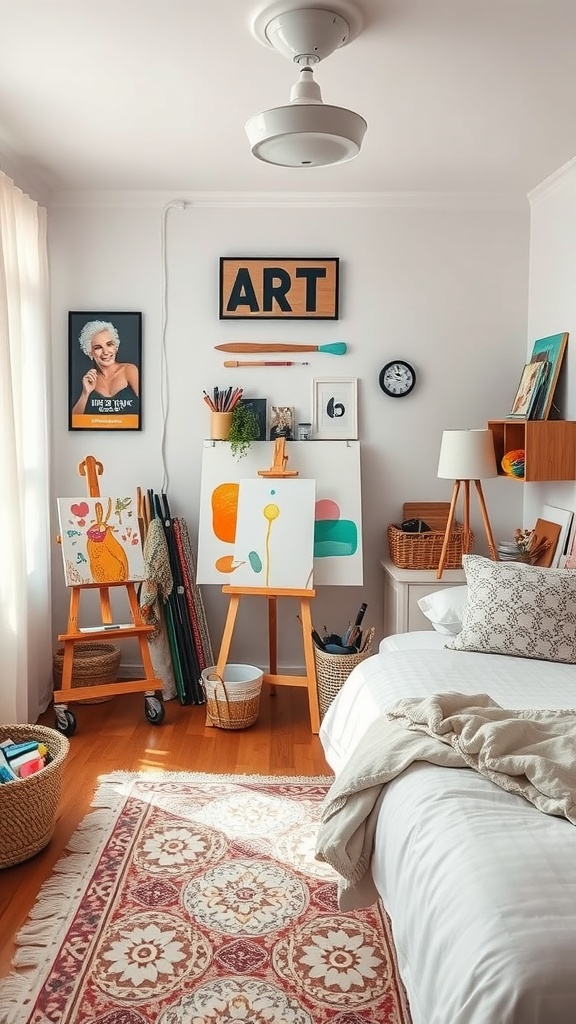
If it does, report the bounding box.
[527,332,569,420]
[269,406,295,440]
[312,377,358,440]
[508,361,546,419]
[68,311,142,431]
[238,397,267,440]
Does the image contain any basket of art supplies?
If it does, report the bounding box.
[314,627,375,721]
[388,501,471,571]
[52,642,121,704]
[0,724,70,868]
[201,664,263,730]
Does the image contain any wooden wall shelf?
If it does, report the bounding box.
[487,419,576,481]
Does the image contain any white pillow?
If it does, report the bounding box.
[446,554,576,663]
[417,585,468,635]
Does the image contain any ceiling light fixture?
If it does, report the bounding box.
[245,5,367,168]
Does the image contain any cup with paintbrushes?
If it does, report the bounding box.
[204,386,243,439]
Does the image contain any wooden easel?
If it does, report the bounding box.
[210,585,320,734]
[258,438,298,478]
[53,455,164,733]
[207,440,321,734]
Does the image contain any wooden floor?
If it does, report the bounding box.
[0,684,331,979]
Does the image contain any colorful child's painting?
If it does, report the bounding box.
[232,478,315,590]
[197,441,363,585]
[57,495,145,586]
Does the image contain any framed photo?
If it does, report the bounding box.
[269,406,295,440]
[312,377,358,440]
[68,312,142,431]
[527,332,568,420]
[508,361,546,419]
[239,397,267,440]
[219,257,339,319]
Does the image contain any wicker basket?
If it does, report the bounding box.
[202,664,263,730]
[387,522,470,570]
[387,501,471,570]
[314,627,375,721]
[52,642,121,704]
[0,724,69,869]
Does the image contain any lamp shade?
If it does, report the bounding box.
[437,429,498,480]
[245,103,367,168]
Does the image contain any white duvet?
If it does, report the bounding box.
[319,635,576,1024]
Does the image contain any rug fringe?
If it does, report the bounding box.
[0,974,34,1024]
[97,770,334,786]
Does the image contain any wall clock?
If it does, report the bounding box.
[379,360,416,398]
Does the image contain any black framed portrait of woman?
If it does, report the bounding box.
[68,311,142,431]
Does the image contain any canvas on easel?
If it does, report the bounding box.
[232,478,315,589]
[57,494,146,586]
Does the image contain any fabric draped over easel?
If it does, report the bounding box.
[139,520,177,701]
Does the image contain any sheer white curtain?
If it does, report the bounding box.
[0,171,53,724]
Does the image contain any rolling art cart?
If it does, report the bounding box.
[52,455,165,736]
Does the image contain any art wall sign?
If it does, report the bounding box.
[219,257,339,319]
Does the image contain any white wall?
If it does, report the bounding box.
[48,193,528,671]
[524,162,576,528]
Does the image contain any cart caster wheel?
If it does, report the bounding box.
[55,709,77,737]
[145,697,165,725]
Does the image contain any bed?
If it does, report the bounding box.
[317,555,576,1024]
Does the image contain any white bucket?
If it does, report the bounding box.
[201,664,263,729]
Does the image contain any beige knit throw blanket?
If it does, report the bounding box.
[315,691,576,909]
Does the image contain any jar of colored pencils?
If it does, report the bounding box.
[210,411,233,440]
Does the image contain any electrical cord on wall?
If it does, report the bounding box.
[160,198,188,493]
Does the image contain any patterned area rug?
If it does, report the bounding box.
[2,773,412,1024]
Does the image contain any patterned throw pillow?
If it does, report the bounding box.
[446,554,576,662]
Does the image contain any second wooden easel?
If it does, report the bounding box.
[53,455,165,735]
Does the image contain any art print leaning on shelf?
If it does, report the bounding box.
[527,331,568,420]
[68,311,142,430]
[269,405,294,440]
[508,361,546,419]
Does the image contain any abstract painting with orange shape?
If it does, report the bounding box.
[197,441,363,585]
[57,495,146,586]
[231,478,315,590]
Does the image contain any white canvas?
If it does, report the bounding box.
[196,440,363,586]
[232,478,315,590]
[57,495,146,586]
[542,504,574,568]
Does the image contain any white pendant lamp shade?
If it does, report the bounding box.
[437,429,498,480]
[245,5,367,168]
[245,99,367,167]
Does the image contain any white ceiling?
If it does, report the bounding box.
[1,0,576,197]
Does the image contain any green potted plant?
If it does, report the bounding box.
[228,402,260,459]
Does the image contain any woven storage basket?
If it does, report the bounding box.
[314,627,375,721]
[201,664,263,730]
[387,522,470,570]
[53,642,121,704]
[0,724,69,869]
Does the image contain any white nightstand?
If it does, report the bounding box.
[381,559,466,636]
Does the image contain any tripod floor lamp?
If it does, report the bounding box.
[436,428,499,580]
